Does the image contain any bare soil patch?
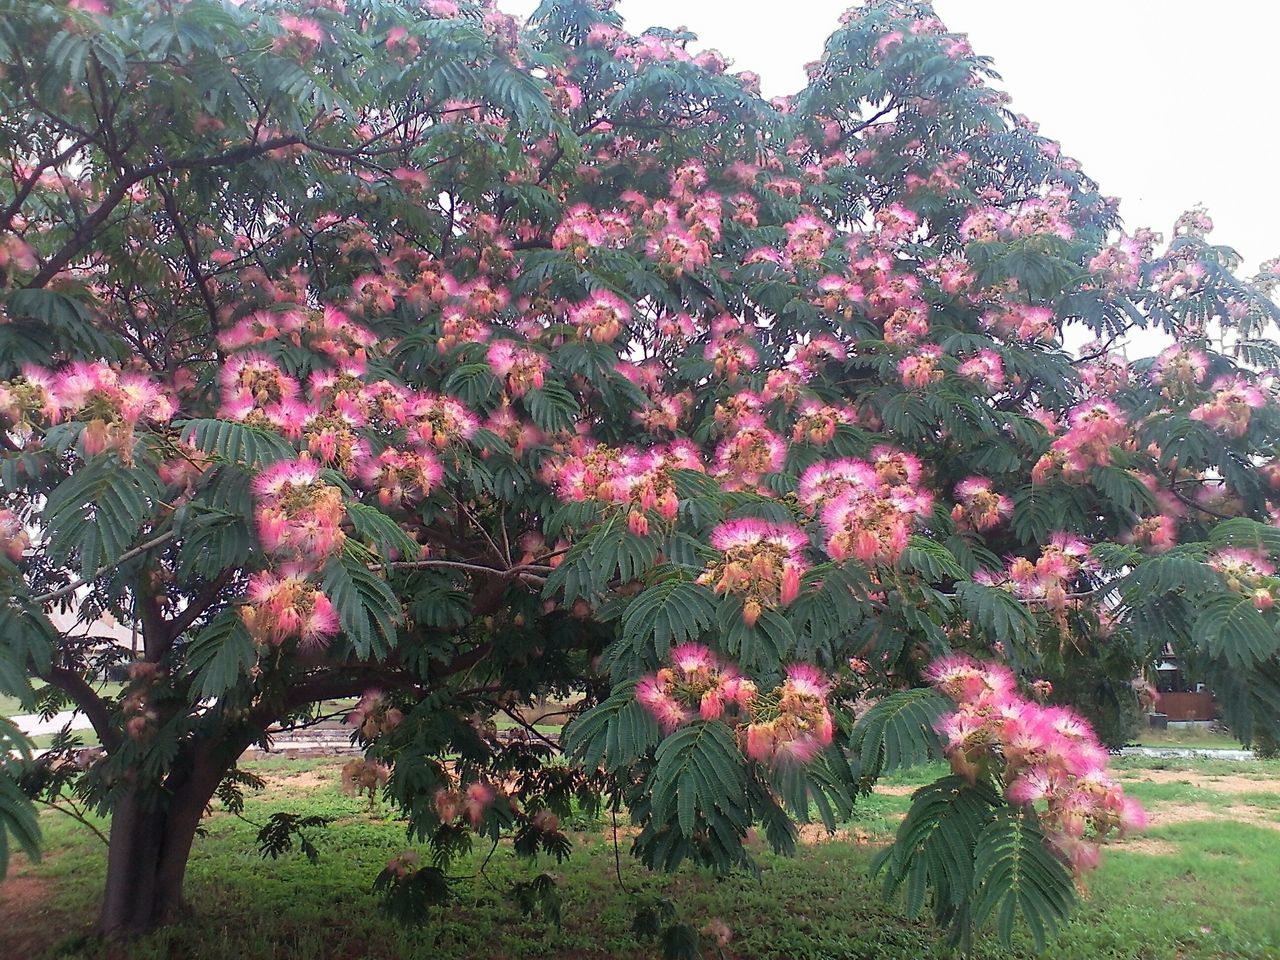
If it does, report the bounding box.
[1118,769,1280,794]
[1116,837,1179,856]
[1143,800,1280,831]
[257,767,334,792]
[0,861,73,960]
[874,784,917,797]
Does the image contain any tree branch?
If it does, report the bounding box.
[30,530,177,604]
[161,569,235,651]
[25,136,303,289]
[41,667,121,752]
[1,136,93,229]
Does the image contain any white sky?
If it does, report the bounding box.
[503,0,1280,273]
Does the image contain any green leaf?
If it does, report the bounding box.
[0,718,40,879]
[524,381,580,434]
[620,579,717,661]
[1192,594,1280,670]
[185,609,256,700]
[322,555,401,659]
[347,502,420,561]
[898,536,967,583]
[1209,518,1280,555]
[177,419,294,467]
[642,721,749,872]
[876,776,1000,930]
[44,459,162,579]
[849,688,950,781]
[955,581,1036,648]
[972,808,1075,951]
[562,684,661,773]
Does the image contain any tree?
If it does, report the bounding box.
[2,0,1278,949]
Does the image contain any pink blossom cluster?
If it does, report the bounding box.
[1190,376,1266,438]
[341,758,391,800]
[1150,345,1208,393]
[0,509,29,564]
[346,688,405,740]
[434,782,498,829]
[567,290,631,344]
[797,449,933,567]
[783,214,833,267]
[241,569,339,649]
[744,663,835,765]
[1087,234,1143,290]
[951,477,1012,531]
[3,362,174,459]
[252,459,347,568]
[791,400,859,446]
[697,519,810,625]
[1032,400,1129,484]
[959,192,1075,245]
[927,655,1145,876]
[712,417,787,491]
[976,533,1094,612]
[552,443,697,536]
[636,643,757,732]
[981,303,1057,343]
[1208,548,1276,609]
[635,645,834,766]
[222,360,461,508]
[883,304,929,346]
[0,369,59,426]
[704,334,760,382]
[218,353,302,429]
[219,305,377,372]
[851,248,924,320]
[897,344,944,389]
[1123,514,1179,554]
[551,203,633,259]
[356,447,444,510]
[486,340,548,397]
[955,349,1005,392]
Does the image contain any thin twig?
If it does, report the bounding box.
[35,797,109,845]
[611,805,634,895]
[30,530,177,604]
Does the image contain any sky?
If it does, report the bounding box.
[499,0,1280,273]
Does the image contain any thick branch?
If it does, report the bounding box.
[161,569,235,652]
[155,179,221,346]
[25,136,303,289]
[1,136,93,229]
[42,667,121,752]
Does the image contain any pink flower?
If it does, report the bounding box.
[242,570,339,648]
[700,519,810,618]
[253,460,347,567]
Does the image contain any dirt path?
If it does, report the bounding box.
[0,857,83,960]
[1118,768,1280,794]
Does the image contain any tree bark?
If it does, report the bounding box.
[96,739,242,936]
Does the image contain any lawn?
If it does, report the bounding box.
[4,754,1280,960]
[1130,726,1249,752]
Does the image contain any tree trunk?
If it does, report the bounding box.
[97,742,238,936]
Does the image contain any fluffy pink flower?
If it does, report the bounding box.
[700,519,810,621]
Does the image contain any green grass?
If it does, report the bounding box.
[6,755,1280,960]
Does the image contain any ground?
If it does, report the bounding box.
[2,751,1279,960]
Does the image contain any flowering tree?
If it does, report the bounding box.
[2,0,1279,949]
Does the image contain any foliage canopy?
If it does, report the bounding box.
[2,0,1279,948]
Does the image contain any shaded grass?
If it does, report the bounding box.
[7,755,1280,960]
